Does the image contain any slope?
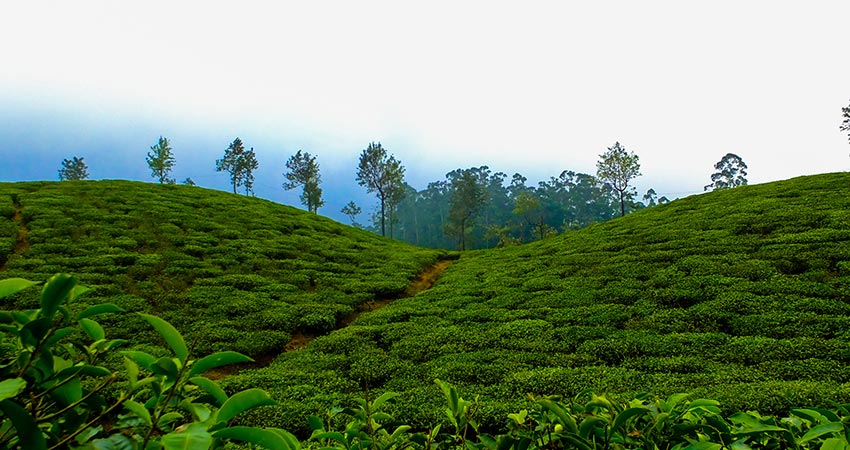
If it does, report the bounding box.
[231,172,850,433]
[0,180,445,357]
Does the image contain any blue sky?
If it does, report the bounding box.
[2,1,849,223]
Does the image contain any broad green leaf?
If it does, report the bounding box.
[271,428,302,450]
[0,278,38,299]
[140,313,189,363]
[54,364,111,380]
[158,412,184,428]
[40,273,77,320]
[578,416,606,440]
[180,399,212,422]
[0,378,26,401]
[51,377,82,406]
[187,351,253,378]
[612,406,649,434]
[125,358,139,388]
[0,399,47,450]
[307,415,324,432]
[217,389,276,424]
[80,318,105,340]
[821,438,850,450]
[371,391,398,411]
[188,376,228,406]
[69,284,91,302]
[389,425,411,440]
[797,422,844,444]
[539,399,579,434]
[152,357,180,379]
[213,426,292,450]
[310,431,346,445]
[89,433,135,450]
[45,326,77,347]
[162,422,212,450]
[122,351,156,371]
[559,434,594,450]
[123,399,152,426]
[682,443,722,450]
[77,303,124,320]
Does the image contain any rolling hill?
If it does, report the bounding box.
[3,174,850,435]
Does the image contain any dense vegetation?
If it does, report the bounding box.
[0,180,443,361]
[3,174,850,445]
[229,172,850,433]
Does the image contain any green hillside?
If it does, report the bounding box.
[0,180,444,358]
[4,174,850,437]
[227,172,850,432]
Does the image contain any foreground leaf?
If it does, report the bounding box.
[188,351,253,378]
[217,389,276,424]
[0,278,38,299]
[213,426,294,450]
[140,313,189,363]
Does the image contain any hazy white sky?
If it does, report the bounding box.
[2,1,849,210]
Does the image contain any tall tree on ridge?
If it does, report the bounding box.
[58,156,89,181]
[356,142,405,237]
[216,138,259,195]
[146,136,176,184]
[283,150,324,213]
[704,153,748,191]
[841,100,850,144]
[596,141,641,217]
[446,168,488,251]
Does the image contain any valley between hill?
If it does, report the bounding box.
[3,174,850,435]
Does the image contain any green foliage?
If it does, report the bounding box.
[215,138,259,195]
[146,136,176,184]
[58,156,89,181]
[704,153,748,191]
[445,168,489,251]
[841,99,849,143]
[283,150,324,213]
[356,142,405,237]
[596,141,641,217]
[0,274,289,450]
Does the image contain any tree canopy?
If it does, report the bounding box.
[146,136,176,184]
[446,168,489,250]
[58,156,89,181]
[283,150,324,213]
[841,100,850,144]
[216,138,259,195]
[596,142,641,217]
[356,142,405,237]
[705,153,748,191]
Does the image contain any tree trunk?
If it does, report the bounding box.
[619,190,625,217]
[380,197,386,236]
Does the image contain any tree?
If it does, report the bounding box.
[356,142,405,237]
[182,177,196,186]
[643,188,658,206]
[146,136,175,184]
[58,156,89,181]
[283,150,324,213]
[216,138,259,195]
[446,168,488,251]
[841,100,850,144]
[596,142,641,217]
[704,153,748,191]
[341,201,362,227]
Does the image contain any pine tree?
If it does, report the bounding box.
[146,136,176,184]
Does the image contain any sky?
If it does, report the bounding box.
[2,1,849,223]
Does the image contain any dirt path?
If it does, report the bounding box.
[207,258,455,379]
[1,199,29,271]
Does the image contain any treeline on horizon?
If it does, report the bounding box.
[48,97,850,251]
[56,137,753,251]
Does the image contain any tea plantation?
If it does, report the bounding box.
[0,180,444,359]
[3,174,850,442]
[223,172,850,433]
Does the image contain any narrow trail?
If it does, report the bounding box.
[1,198,29,272]
[208,258,455,378]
